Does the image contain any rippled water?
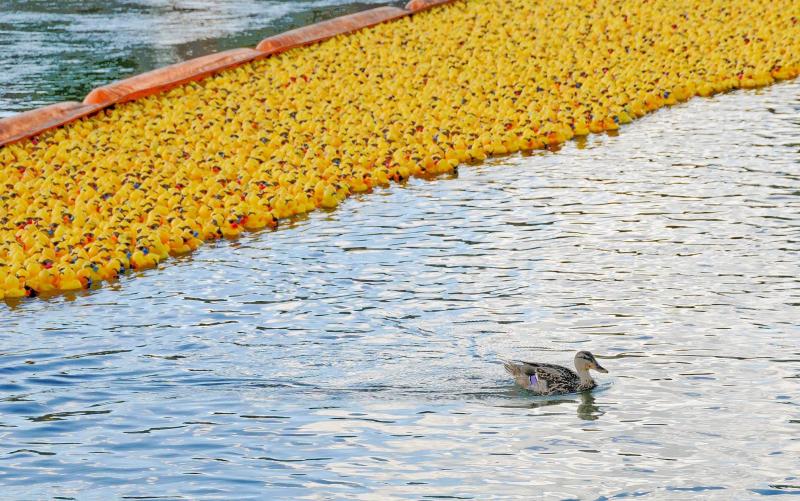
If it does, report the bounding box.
[0,0,394,117]
[1,81,800,499]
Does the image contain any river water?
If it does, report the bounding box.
[1,2,800,500]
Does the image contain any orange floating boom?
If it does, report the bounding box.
[83,48,267,106]
[405,0,457,13]
[0,102,102,148]
[256,7,409,54]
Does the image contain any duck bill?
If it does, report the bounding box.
[594,362,608,373]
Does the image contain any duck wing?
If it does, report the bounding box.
[517,361,580,394]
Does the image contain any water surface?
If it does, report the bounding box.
[1,78,798,499]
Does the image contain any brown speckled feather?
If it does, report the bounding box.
[504,360,595,395]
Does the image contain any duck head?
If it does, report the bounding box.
[574,351,608,373]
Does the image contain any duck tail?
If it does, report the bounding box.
[502,360,521,377]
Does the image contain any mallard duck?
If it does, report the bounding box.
[504,351,608,395]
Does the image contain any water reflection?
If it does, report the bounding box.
[504,389,602,420]
[577,391,602,421]
[0,80,798,498]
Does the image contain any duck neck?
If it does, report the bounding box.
[576,367,595,387]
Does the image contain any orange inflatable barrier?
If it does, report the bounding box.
[405,0,457,12]
[0,101,101,147]
[83,48,265,106]
[256,6,408,54]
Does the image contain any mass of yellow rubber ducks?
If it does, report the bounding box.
[1,0,798,299]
